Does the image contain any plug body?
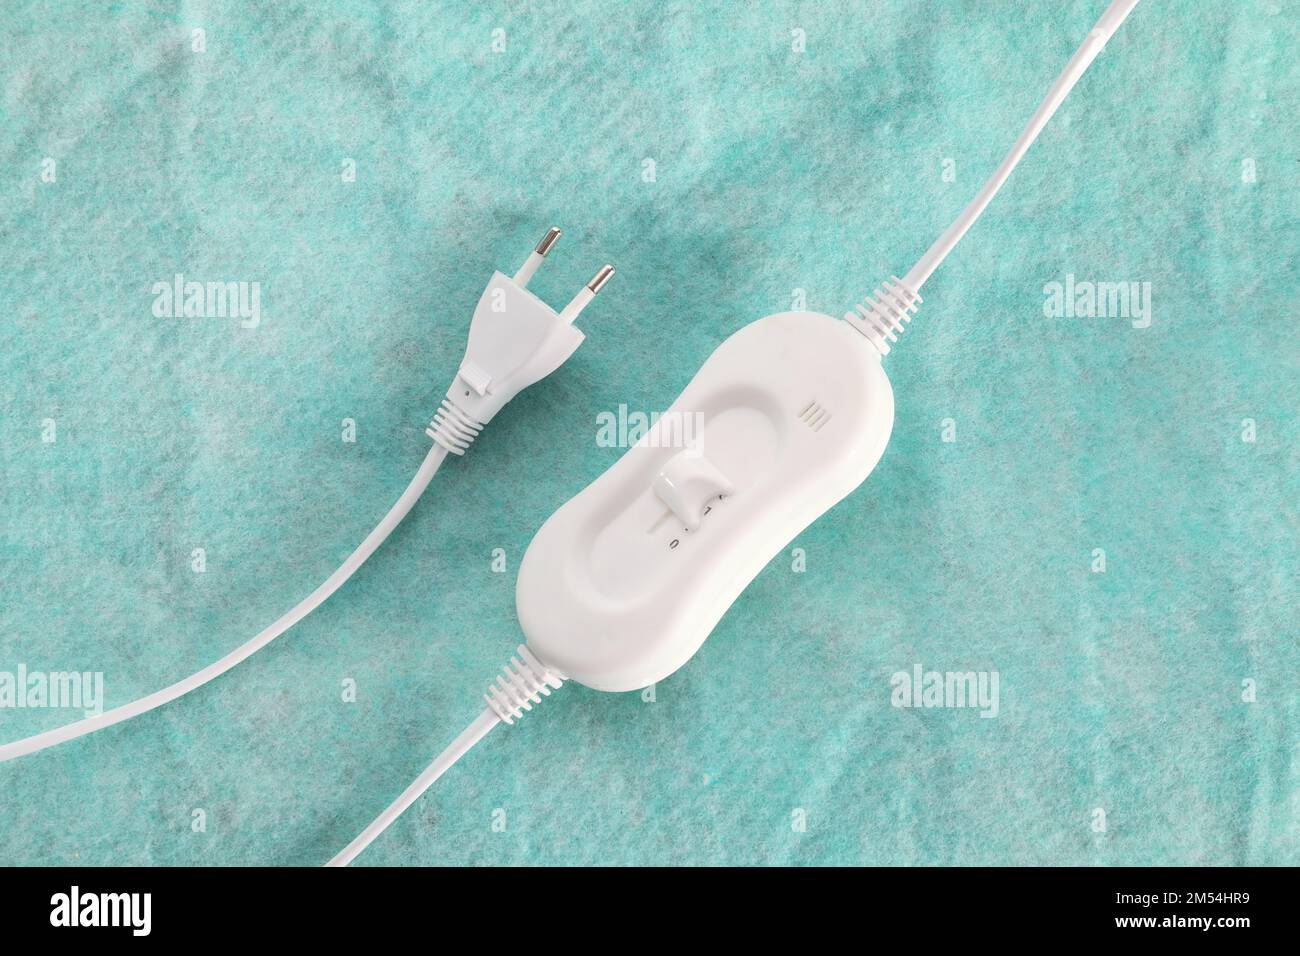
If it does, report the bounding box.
[516,311,895,691]
[449,271,584,422]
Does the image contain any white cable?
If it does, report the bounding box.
[327,708,500,867]
[0,445,449,763]
[328,645,562,866]
[901,0,1141,293]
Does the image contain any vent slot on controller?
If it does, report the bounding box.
[798,400,832,432]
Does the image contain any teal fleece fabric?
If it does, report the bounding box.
[0,0,1296,866]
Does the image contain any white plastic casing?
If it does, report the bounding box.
[457,272,585,424]
[516,311,894,691]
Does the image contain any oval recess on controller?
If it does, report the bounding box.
[587,391,782,602]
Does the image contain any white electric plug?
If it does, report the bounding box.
[428,228,614,454]
[0,226,614,766]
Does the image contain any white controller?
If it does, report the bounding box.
[516,311,895,691]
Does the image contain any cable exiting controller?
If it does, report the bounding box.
[846,0,1140,357]
[328,646,562,867]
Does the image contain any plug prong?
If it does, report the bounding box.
[534,226,561,256]
[559,264,615,325]
[586,264,615,294]
[514,226,562,287]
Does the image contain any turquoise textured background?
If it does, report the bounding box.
[1,0,1296,866]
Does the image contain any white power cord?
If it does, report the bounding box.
[0,229,612,764]
[0,444,447,762]
[327,709,499,868]
[328,646,562,867]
